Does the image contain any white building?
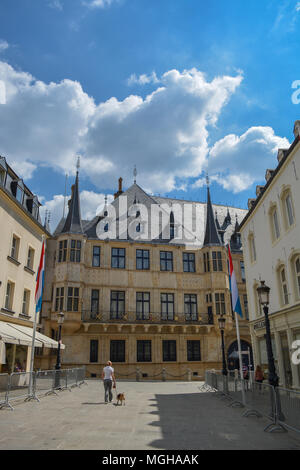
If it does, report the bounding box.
[239,120,300,389]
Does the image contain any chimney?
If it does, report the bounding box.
[114,177,124,200]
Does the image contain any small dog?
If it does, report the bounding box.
[116,393,125,406]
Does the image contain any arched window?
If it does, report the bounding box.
[170,212,175,239]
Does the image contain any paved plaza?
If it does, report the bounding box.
[1,380,300,450]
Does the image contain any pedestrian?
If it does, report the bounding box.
[255,365,264,384]
[102,361,116,404]
[242,364,249,381]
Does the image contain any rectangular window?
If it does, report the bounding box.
[206,293,212,303]
[11,235,20,260]
[5,281,14,311]
[212,252,222,272]
[27,247,35,269]
[90,340,98,363]
[55,287,64,312]
[161,293,174,320]
[136,249,150,270]
[110,340,125,362]
[203,252,210,272]
[215,293,226,315]
[110,291,125,319]
[92,246,101,267]
[163,340,176,362]
[137,340,152,362]
[91,289,99,315]
[160,251,173,271]
[67,287,79,312]
[111,248,126,269]
[183,253,195,272]
[22,289,30,315]
[136,292,150,320]
[243,294,249,320]
[187,340,201,361]
[70,240,81,263]
[184,294,198,321]
[58,240,67,263]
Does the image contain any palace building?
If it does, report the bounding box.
[38,170,251,379]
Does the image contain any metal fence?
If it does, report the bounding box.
[204,371,300,434]
[0,367,86,411]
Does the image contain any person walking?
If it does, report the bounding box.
[255,365,264,391]
[102,361,116,404]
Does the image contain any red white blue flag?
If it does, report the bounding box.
[35,240,45,313]
[227,244,243,317]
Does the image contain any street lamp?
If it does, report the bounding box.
[54,311,64,389]
[218,314,228,376]
[257,281,285,422]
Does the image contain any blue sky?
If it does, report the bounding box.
[0,0,299,229]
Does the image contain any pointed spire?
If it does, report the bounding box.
[133,165,137,184]
[203,182,221,247]
[61,162,83,234]
[234,213,240,232]
[215,210,220,230]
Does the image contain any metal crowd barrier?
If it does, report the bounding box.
[0,367,86,410]
[205,371,300,434]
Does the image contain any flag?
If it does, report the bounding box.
[227,244,243,317]
[35,240,45,313]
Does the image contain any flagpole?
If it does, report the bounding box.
[28,235,45,401]
[234,311,246,405]
[227,244,246,406]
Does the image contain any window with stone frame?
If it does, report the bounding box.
[184,294,198,321]
[279,267,289,305]
[136,292,150,320]
[91,289,99,315]
[183,252,196,272]
[137,340,152,362]
[21,289,30,316]
[26,247,35,270]
[136,249,150,270]
[55,287,64,312]
[212,251,223,271]
[160,251,173,271]
[203,252,210,272]
[161,293,174,320]
[90,340,99,363]
[187,340,201,361]
[92,246,101,267]
[215,292,226,315]
[11,235,20,260]
[67,287,79,312]
[58,240,67,263]
[110,340,125,362]
[162,340,177,362]
[111,248,126,269]
[295,257,300,299]
[110,291,125,319]
[5,281,15,311]
[70,240,81,262]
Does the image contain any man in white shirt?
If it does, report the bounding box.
[102,361,116,403]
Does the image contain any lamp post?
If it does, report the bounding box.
[218,314,228,376]
[257,281,285,422]
[54,311,64,389]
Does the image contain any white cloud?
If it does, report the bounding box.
[207,127,290,193]
[48,0,63,10]
[127,72,159,86]
[84,0,119,9]
[0,40,9,52]
[296,2,300,12]
[0,60,291,198]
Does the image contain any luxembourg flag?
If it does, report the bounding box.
[227,244,243,317]
[35,240,45,313]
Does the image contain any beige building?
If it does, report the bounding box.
[0,156,59,374]
[239,120,300,390]
[39,171,251,380]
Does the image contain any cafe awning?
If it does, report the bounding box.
[0,321,65,349]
